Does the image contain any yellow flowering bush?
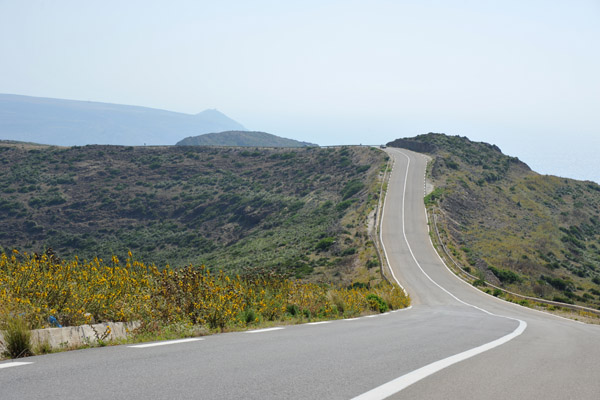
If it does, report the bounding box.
[0,250,409,331]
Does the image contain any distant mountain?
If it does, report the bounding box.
[0,93,246,146]
[176,131,317,147]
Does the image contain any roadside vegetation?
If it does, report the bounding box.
[0,250,409,358]
[389,133,600,311]
[0,142,410,358]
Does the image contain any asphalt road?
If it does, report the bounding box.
[1,147,598,399]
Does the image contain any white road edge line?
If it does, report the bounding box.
[378,155,408,296]
[353,320,526,400]
[246,327,284,333]
[354,149,527,400]
[416,156,587,325]
[426,214,588,325]
[343,306,413,321]
[307,321,332,325]
[0,361,33,369]
[391,307,413,313]
[128,338,203,348]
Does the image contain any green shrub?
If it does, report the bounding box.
[541,275,570,291]
[492,288,502,297]
[424,187,444,206]
[366,293,388,313]
[341,247,356,256]
[336,199,355,212]
[315,237,335,251]
[489,266,521,284]
[1,317,33,359]
[241,308,257,325]
[341,180,365,199]
[286,304,299,316]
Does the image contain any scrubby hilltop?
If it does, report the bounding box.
[0,142,386,284]
[177,131,317,147]
[388,133,600,309]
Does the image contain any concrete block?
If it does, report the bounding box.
[1,321,140,354]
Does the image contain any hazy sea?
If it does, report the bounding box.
[500,138,599,185]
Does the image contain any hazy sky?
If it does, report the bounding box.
[1,1,599,181]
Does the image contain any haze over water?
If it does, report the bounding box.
[1,1,597,184]
[449,131,600,185]
[506,139,600,185]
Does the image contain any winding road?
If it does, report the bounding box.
[1,148,599,399]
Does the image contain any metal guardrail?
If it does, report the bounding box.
[428,206,600,316]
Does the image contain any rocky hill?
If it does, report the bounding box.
[177,131,316,147]
[388,133,600,309]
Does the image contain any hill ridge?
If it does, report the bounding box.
[176,130,317,147]
[388,133,600,310]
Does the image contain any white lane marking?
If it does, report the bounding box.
[128,338,203,348]
[0,362,34,369]
[379,153,408,296]
[246,327,284,333]
[343,306,412,321]
[414,157,588,326]
[427,229,588,325]
[354,320,527,400]
[395,149,523,316]
[355,149,527,399]
[307,321,331,325]
[390,307,412,313]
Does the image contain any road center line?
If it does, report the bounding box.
[353,149,527,399]
[128,338,203,348]
[0,362,34,369]
[353,320,527,400]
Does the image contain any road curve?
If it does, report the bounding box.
[381,148,600,399]
[1,148,598,399]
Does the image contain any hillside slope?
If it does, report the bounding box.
[388,133,600,309]
[0,94,245,146]
[177,131,316,147]
[0,142,386,284]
